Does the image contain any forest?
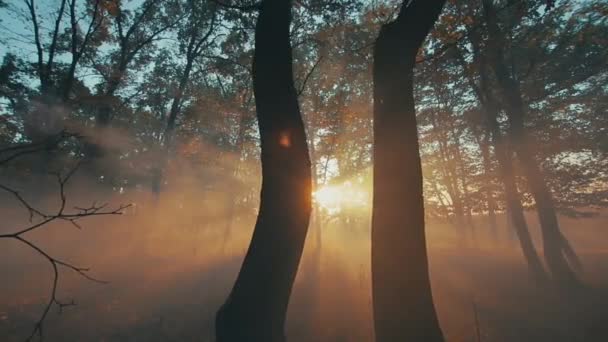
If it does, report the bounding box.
[0,0,607,341]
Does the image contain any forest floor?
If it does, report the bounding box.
[1,195,608,341]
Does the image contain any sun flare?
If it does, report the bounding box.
[313,181,369,213]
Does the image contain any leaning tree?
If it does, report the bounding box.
[215,0,312,341]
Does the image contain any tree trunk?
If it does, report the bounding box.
[151,59,194,194]
[221,107,250,252]
[481,0,581,288]
[472,126,498,238]
[456,26,548,285]
[97,78,122,126]
[84,74,123,160]
[371,1,445,341]
[429,111,465,228]
[90,57,129,150]
[485,101,548,284]
[215,0,312,340]
[480,132,498,237]
[452,134,476,238]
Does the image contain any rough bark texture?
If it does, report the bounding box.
[481,0,581,288]
[371,1,446,341]
[215,0,312,340]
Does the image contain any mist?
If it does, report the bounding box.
[2,157,608,341]
[1,0,608,341]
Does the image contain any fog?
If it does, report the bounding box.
[2,166,607,342]
[1,0,607,340]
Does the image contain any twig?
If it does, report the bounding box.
[297,55,324,97]
[0,161,130,341]
[0,131,78,165]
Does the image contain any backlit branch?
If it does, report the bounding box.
[0,146,130,341]
[297,55,324,97]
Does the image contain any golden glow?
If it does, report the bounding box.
[279,132,291,148]
[313,181,368,213]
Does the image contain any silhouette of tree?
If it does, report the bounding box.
[215,0,312,340]
[371,0,446,341]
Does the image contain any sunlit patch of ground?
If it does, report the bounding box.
[1,184,608,341]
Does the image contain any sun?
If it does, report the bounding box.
[314,186,343,209]
[313,181,369,213]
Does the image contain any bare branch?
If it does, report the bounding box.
[0,131,78,165]
[297,55,324,97]
[0,157,130,341]
[212,0,261,12]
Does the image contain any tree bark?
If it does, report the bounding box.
[371,1,446,341]
[215,0,312,341]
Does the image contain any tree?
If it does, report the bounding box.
[481,0,581,288]
[459,37,549,283]
[20,0,68,144]
[215,0,312,340]
[433,4,550,282]
[152,0,218,194]
[0,134,129,341]
[371,0,446,341]
[420,0,608,285]
[62,0,105,102]
[87,0,179,158]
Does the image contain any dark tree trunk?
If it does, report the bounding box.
[96,74,123,127]
[458,37,549,284]
[84,75,123,160]
[90,56,129,155]
[22,0,67,146]
[481,0,581,288]
[473,128,498,238]
[452,134,476,237]
[151,59,194,194]
[485,99,548,284]
[480,133,498,234]
[371,1,445,341]
[64,0,100,102]
[215,0,312,341]
[429,111,465,228]
[151,9,216,194]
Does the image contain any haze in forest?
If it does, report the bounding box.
[1,0,607,341]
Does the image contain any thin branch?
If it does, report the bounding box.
[0,184,46,221]
[297,55,324,97]
[0,131,76,165]
[212,0,261,11]
[0,159,130,341]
